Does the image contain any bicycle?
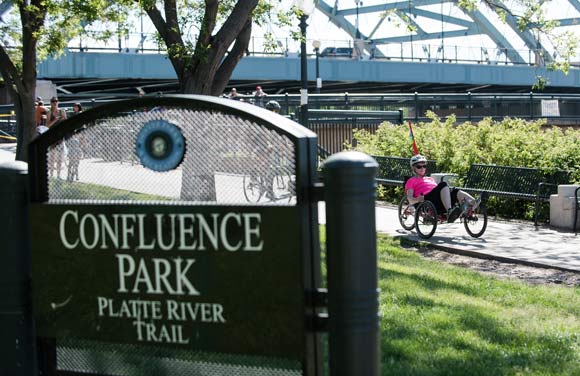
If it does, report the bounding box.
[243,166,295,203]
[398,193,488,239]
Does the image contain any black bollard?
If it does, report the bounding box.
[0,161,36,375]
[322,151,380,376]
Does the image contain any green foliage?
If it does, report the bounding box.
[353,115,580,220]
[532,76,548,90]
[2,0,131,65]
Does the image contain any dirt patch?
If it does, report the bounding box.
[405,245,580,287]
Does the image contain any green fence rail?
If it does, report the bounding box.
[2,92,579,141]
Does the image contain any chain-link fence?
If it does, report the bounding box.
[45,106,296,206]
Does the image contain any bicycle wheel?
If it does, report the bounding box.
[270,172,294,203]
[415,201,438,239]
[464,205,488,238]
[398,196,415,231]
[243,175,264,203]
[274,173,286,190]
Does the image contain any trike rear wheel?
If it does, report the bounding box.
[464,205,488,238]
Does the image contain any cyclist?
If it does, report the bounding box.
[265,100,281,114]
[405,154,477,223]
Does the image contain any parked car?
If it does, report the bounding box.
[320,47,353,58]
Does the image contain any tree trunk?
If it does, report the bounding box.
[3,2,44,163]
[148,0,258,201]
[178,21,253,201]
[181,69,213,95]
[14,92,37,162]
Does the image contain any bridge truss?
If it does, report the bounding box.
[317,0,580,65]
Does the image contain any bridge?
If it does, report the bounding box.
[39,52,580,98]
[32,0,580,97]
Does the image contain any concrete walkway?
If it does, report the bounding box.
[3,143,578,273]
[319,203,580,273]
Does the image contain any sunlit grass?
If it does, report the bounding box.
[320,228,580,375]
[376,235,580,375]
[49,178,171,201]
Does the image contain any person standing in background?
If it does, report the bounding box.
[72,103,83,115]
[253,86,267,107]
[228,88,242,101]
[46,97,67,127]
[35,97,48,133]
[46,97,68,178]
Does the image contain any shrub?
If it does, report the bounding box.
[353,114,580,220]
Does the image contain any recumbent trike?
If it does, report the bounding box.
[397,190,488,239]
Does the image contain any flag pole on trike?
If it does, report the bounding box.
[408,121,419,155]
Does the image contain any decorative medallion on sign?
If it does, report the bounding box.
[136,120,185,171]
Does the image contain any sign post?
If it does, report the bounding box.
[322,151,380,376]
[0,161,36,376]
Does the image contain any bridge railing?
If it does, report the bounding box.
[64,33,580,67]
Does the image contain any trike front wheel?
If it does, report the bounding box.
[243,175,264,203]
[398,196,415,231]
[415,201,437,239]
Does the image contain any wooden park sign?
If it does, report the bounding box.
[32,205,302,355]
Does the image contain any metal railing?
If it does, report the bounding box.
[2,92,579,140]
[0,112,16,139]
[248,92,580,125]
[64,33,580,68]
[298,109,403,155]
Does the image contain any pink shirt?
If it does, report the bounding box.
[405,176,437,197]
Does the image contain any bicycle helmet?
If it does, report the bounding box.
[410,154,427,168]
[265,100,281,111]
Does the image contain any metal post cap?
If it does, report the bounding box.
[0,160,28,173]
[322,151,378,170]
[0,161,29,193]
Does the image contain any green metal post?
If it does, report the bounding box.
[284,92,290,116]
[0,161,36,376]
[299,14,309,128]
[468,91,472,121]
[414,92,419,122]
[530,91,534,119]
[322,151,380,376]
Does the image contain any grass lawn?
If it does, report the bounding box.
[49,178,171,201]
[373,234,580,375]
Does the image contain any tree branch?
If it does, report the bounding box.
[0,46,20,97]
[481,0,550,32]
[143,2,185,76]
[163,0,179,33]
[211,19,252,96]
[212,0,259,57]
[197,0,218,47]
[20,1,45,93]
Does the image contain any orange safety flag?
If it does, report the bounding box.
[408,122,419,155]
